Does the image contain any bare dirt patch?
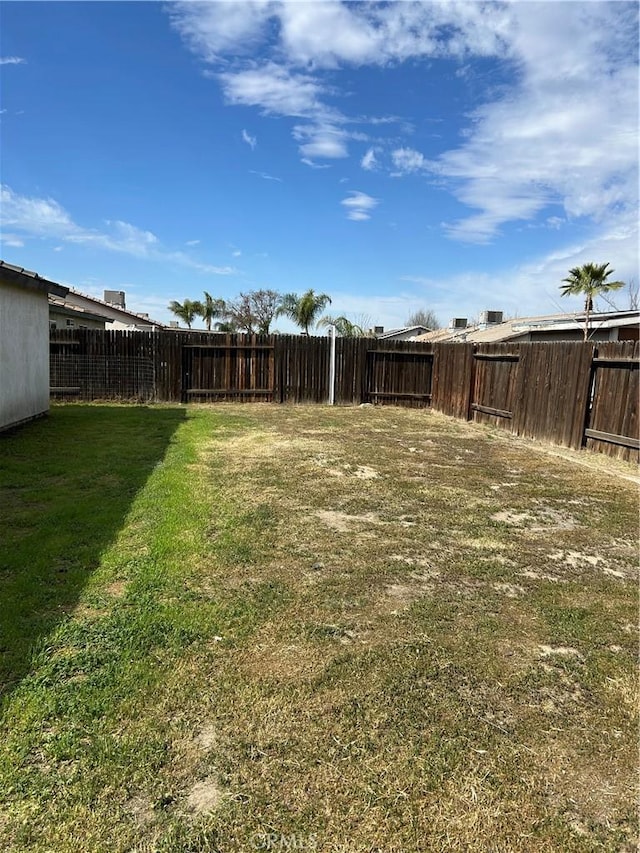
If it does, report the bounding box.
[539,645,583,660]
[184,777,224,814]
[105,580,127,598]
[492,582,525,598]
[314,509,382,532]
[125,795,155,828]
[492,505,579,530]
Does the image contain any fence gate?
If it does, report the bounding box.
[470,344,520,426]
[364,345,434,407]
[181,338,275,403]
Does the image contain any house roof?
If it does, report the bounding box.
[377,325,431,339]
[48,296,109,325]
[62,287,166,327]
[416,310,640,343]
[0,260,69,298]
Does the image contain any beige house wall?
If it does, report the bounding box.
[0,281,50,430]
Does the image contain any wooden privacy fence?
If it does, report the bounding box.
[49,330,639,462]
[430,340,638,462]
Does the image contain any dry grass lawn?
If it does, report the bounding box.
[0,403,637,852]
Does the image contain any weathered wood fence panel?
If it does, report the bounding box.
[50,330,638,462]
[334,338,368,404]
[470,343,519,425]
[274,335,329,403]
[431,344,474,418]
[585,341,639,462]
[182,334,275,403]
[512,343,594,450]
[363,340,433,407]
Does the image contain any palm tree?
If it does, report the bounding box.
[200,292,226,332]
[214,320,238,333]
[560,262,625,340]
[318,315,365,337]
[276,289,332,335]
[168,299,203,330]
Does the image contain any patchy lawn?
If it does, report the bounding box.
[0,403,637,852]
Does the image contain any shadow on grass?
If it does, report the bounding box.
[0,404,187,700]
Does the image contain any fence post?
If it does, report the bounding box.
[327,326,336,405]
[466,344,477,421]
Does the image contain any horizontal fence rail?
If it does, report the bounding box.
[49,330,639,462]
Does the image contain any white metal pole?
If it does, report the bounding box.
[328,325,336,405]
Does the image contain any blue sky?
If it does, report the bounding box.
[1,1,638,331]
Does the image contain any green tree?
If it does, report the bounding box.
[319,315,365,337]
[560,262,625,340]
[200,292,226,332]
[168,299,203,329]
[276,289,332,335]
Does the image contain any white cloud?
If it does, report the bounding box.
[186,239,200,246]
[341,190,378,221]
[400,207,639,321]
[294,124,348,159]
[169,0,638,250]
[170,2,512,70]
[1,233,25,248]
[391,147,428,175]
[361,148,377,171]
[250,170,283,182]
[1,185,76,237]
[276,1,380,68]
[1,185,236,275]
[219,63,331,119]
[345,210,371,222]
[242,128,257,149]
[0,56,25,66]
[430,3,639,243]
[341,191,378,211]
[168,1,273,61]
[301,158,331,170]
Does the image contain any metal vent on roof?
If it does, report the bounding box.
[479,310,503,325]
[104,290,126,309]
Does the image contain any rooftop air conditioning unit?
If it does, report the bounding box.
[451,318,468,329]
[374,326,384,335]
[104,290,126,309]
[479,310,503,325]
[169,321,180,328]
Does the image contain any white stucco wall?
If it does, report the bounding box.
[0,281,50,430]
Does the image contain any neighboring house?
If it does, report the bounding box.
[375,325,432,342]
[49,288,165,330]
[49,298,107,330]
[0,261,68,431]
[416,310,640,344]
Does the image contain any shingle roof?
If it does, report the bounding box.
[48,296,109,324]
[64,287,166,326]
[377,325,431,339]
[416,310,640,343]
[0,260,69,298]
